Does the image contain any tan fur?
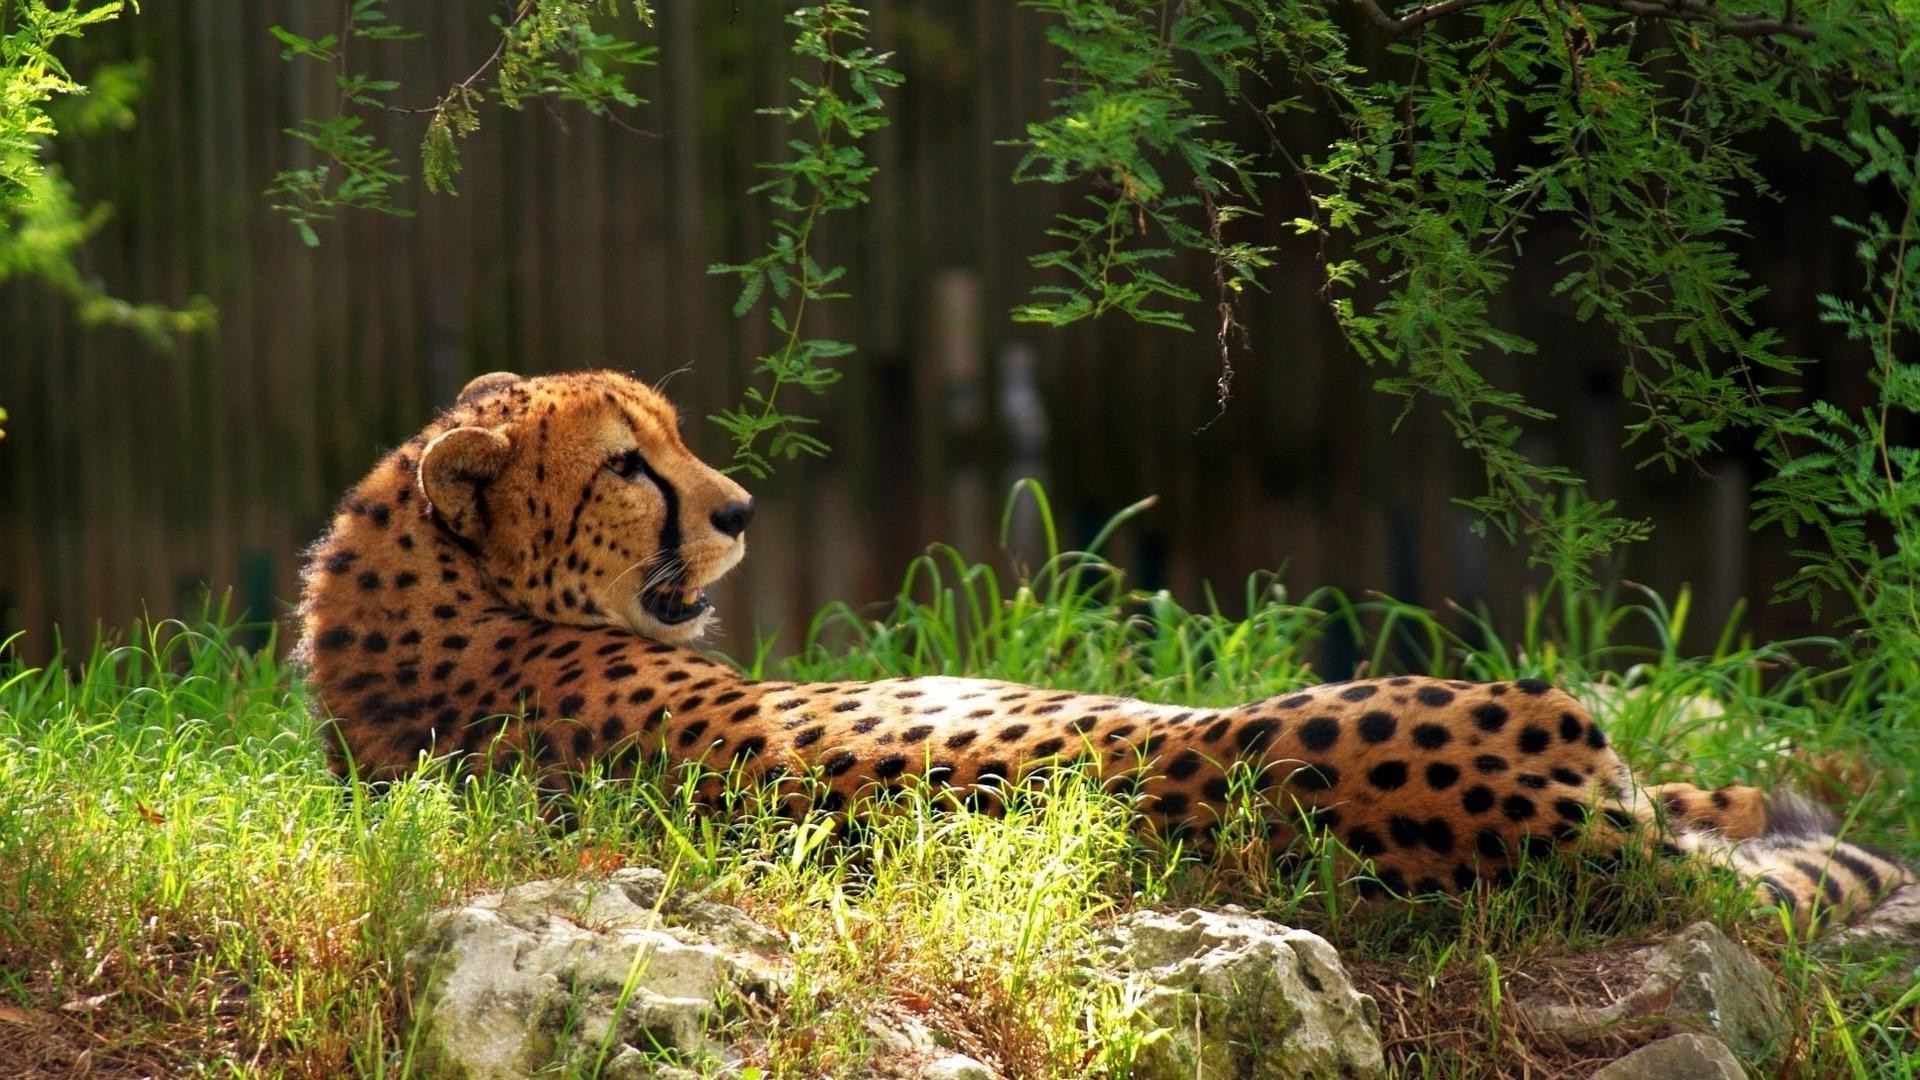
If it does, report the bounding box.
[296,370,1911,925]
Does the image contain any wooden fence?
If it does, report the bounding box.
[0,2,1882,665]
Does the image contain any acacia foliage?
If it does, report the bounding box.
[1012,0,1920,689]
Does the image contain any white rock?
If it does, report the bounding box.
[1590,1033,1746,1079]
[920,1052,998,1079]
[1096,906,1386,1080]
[1519,921,1784,1062]
[405,869,785,1079]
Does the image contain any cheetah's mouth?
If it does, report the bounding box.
[641,584,712,626]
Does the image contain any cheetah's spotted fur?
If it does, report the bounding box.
[297,370,1911,924]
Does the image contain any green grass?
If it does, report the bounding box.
[1,492,1917,1076]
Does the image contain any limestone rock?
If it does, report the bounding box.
[1589,1033,1746,1079]
[404,868,786,1079]
[1519,921,1784,1062]
[919,1053,998,1080]
[1095,906,1386,1080]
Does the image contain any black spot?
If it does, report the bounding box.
[362,632,389,654]
[976,761,1010,785]
[1346,827,1386,857]
[1416,686,1456,707]
[1156,793,1191,817]
[557,694,585,717]
[1710,789,1732,811]
[1390,815,1424,848]
[432,604,457,620]
[1474,754,1509,774]
[1339,684,1379,702]
[1279,694,1314,709]
[926,762,957,786]
[1377,868,1409,896]
[1517,773,1548,789]
[1471,704,1508,732]
[628,687,656,705]
[398,630,422,646]
[431,660,456,682]
[1168,749,1205,780]
[1462,785,1495,814]
[946,730,978,750]
[677,720,710,748]
[1554,798,1588,824]
[1289,763,1340,792]
[1602,807,1637,831]
[1202,717,1232,743]
[571,728,593,757]
[1412,722,1450,749]
[1476,828,1507,858]
[851,716,884,734]
[1551,767,1584,786]
[1517,725,1551,755]
[731,704,759,723]
[1367,761,1409,791]
[1515,678,1552,695]
[1422,818,1456,854]
[1357,711,1397,743]
[902,724,934,744]
[874,754,909,780]
[1298,716,1341,752]
[1415,876,1446,895]
[733,736,766,762]
[1559,712,1583,741]
[600,715,626,741]
[1032,738,1066,757]
[998,723,1030,742]
[1502,795,1537,821]
[1425,762,1460,790]
[1452,863,1478,889]
[824,751,858,776]
[356,571,381,590]
[441,634,470,651]
[324,552,357,574]
[1585,723,1608,749]
[1203,777,1231,801]
[1238,718,1282,753]
[794,726,826,748]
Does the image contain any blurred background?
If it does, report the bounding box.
[0,2,1885,665]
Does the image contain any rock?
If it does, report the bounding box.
[404,868,786,1079]
[920,1052,998,1079]
[1095,906,1386,1080]
[1518,921,1785,1062]
[1589,1033,1746,1079]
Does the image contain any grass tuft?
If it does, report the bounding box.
[1,497,1916,1075]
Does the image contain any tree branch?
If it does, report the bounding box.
[1349,0,1815,42]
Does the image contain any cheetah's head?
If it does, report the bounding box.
[418,370,753,644]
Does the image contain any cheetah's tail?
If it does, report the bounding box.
[1668,788,1915,931]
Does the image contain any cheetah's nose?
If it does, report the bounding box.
[710,498,755,538]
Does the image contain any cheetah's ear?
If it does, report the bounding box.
[419,426,512,539]
[455,371,523,405]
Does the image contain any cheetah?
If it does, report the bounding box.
[296,369,1911,925]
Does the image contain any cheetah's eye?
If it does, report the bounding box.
[607,450,646,480]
